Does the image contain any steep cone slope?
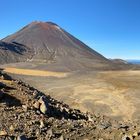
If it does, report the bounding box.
[1,21,114,71]
[0,41,31,64]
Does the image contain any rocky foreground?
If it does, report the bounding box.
[0,71,140,140]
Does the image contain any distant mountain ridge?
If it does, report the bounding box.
[127,60,140,64]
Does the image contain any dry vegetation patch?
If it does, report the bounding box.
[4,67,68,78]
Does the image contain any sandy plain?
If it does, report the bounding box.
[2,65,140,121]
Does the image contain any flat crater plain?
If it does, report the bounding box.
[2,63,140,121]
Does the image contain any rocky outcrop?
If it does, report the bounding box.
[0,71,140,139]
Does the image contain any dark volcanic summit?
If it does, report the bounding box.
[1,21,116,71]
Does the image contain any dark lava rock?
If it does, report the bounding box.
[17,135,27,140]
[0,91,4,99]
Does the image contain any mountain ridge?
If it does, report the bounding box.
[0,21,134,71]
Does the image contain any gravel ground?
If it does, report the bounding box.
[0,71,140,140]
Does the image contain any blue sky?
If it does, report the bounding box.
[0,0,140,59]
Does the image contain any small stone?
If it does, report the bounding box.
[38,96,45,104]
[40,120,45,128]
[87,114,94,122]
[19,87,23,91]
[5,136,15,140]
[33,101,40,109]
[22,105,28,111]
[40,102,48,114]
[9,125,14,131]
[122,134,132,140]
[36,129,40,136]
[119,124,129,130]
[98,121,111,130]
[36,110,41,114]
[46,128,53,139]
[0,130,7,136]
[59,135,64,140]
[0,75,5,80]
[133,131,138,137]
